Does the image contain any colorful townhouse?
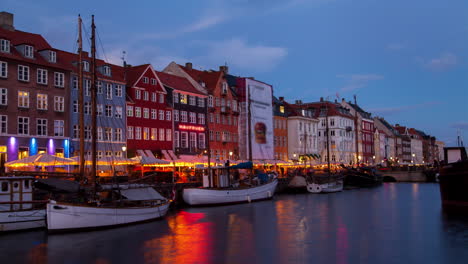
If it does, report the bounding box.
[340,99,375,164]
[0,12,72,172]
[63,50,126,159]
[373,117,397,162]
[157,70,208,158]
[294,99,355,164]
[272,97,289,161]
[125,64,172,158]
[164,62,239,162]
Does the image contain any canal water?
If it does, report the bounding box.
[2,183,468,264]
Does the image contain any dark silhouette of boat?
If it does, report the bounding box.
[439,147,468,214]
[340,165,383,188]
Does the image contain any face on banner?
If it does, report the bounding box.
[247,80,274,160]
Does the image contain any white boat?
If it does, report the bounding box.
[183,179,278,206]
[47,187,170,232]
[0,177,46,232]
[321,180,343,193]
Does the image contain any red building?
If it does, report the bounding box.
[125,64,172,157]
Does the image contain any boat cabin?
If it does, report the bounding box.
[444,147,467,164]
[0,177,35,211]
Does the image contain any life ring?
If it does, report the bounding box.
[307,183,322,193]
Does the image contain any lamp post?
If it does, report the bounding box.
[412,153,415,165]
[122,146,127,157]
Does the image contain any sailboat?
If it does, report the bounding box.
[183,79,278,206]
[46,15,170,232]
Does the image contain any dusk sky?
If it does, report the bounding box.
[3,0,467,146]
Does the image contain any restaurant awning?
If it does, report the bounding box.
[5,153,75,167]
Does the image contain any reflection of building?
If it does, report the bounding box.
[125,64,172,158]
[0,12,71,168]
[272,97,288,161]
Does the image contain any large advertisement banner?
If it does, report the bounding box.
[246,79,274,160]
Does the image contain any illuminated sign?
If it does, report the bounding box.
[178,124,205,132]
[0,146,6,153]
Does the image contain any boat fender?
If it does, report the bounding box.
[247,196,251,203]
[267,191,271,198]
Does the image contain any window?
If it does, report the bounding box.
[143,77,149,83]
[127,106,134,117]
[0,115,7,134]
[115,106,123,118]
[135,107,141,118]
[105,151,112,157]
[198,97,205,107]
[215,97,220,107]
[151,92,156,102]
[331,130,335,136]
[198,114,205,124]
[181,132,188,148]
[103,66,111,76]
[127,126,134,139]
[37,69,48,84]
[166,129,172,141]
[73,125,79,138]
[189,95,196,106]
[143,91,149,101]
[54,72,64,87]
[18,117,29,135]
[215,131,220,141]
[151,78,156,85]
[24,45,34,58]
[143,127,149,140]
[143,108,149,119]
[159,110,164,120]
[84,102,91,115]
[18,65,29,81]
[115,85,123,97]
[159,128,165,141]
[54,96,64,112]
[174,131,179,147]
[106,84,112,99]
[232,100,237,111]
[180,94,187,104]
[83,61,89,71]
[84,126,91,140]
[279,106,285,113]
[330,118,335,126]
[49,51,56,63]
[73,101,79,113]
[95,104,102,116]
[37,119,47,136]
[0,88,7,105]
[84,79,91,96]
[173,92,179,103]
[104,128,112,141]
[208,95,213,107]
[18,91,29,108]
[105,105,112,117]
[37,94,48,110]
[209,113,214,123]
[166,111,171,121]
[54,120,64,136]
[151,109,157,119]
[0,39,10,53]
[151,128,157,140]
[174,110,179,121]
[0,61,7,78]
[159,93,164,103]
[97,127,103,140]
[222,82,228,94]
[216,114,220,124]
[189,112,196,124]
[190,133,197,149]
[135,89,141,99]
[72,76,78,89]
[199,133,206,149]
[181,111,187,122]
[135,127,141,140]
[97,81,103,94]
[209,130,214,141]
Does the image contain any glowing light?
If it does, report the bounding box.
[30,138,38,155]
[178,124,205,131]
[48,139,55,155]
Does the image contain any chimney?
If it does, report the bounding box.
[320,97,323,102]
[279,96,284,101]
[0,12,14,31]
[295,100,302,105]
[185,62,192,70]
[219,65,228,74]
[342,98,345,102]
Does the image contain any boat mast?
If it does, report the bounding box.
[90,15,98,194]
[247,85,254,177]
[78,15,85,180]
[325,100,331,179]
[354,95,359,165]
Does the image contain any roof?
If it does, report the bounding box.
[179,64,222,92]
[0,27,51,50]
[157,71,205,96]
[348,102,372,119]
[126,64,150,87]
[291,101,354,119]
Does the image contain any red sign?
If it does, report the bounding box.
[178,124,205,132]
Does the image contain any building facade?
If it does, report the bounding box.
[273,97,288,161]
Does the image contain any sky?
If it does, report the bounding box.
[3,0,468,146]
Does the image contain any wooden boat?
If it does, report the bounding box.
[439,147,468,213]
[342,165,383,187]
[0,177,46,232]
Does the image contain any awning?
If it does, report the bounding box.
[134,150,170,165]
[228,161,253,169]
[5,153,75,167]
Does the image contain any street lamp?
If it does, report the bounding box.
[122,146,127,152]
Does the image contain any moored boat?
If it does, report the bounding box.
[439,147,468,213]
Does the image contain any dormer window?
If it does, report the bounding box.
[83,61,89,72]
[199,81,206,87]
[279,106,285,113]
[143,77,149,84]
[49,51,56,63]
[103,65,111,76]
[0,39,10,53]
[151,78,156,85]
[24,45,34,58]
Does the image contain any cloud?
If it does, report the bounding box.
[451,122,468,130]
[423,52,458,71]
[197,38,288,72]
[368,101,441,116]
[336,74,384,92]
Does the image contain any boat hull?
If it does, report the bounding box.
[0,209,46,232]
[47,201,170,232]
[183,179,278,206]
[439,161,468,213]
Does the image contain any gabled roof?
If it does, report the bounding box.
[394,125,407,135]
[125,64,150,87]
[156,71,205,96]
[348,102,372,119]
[375,117,400,136]
[0,27,51,50]
[179,64,222,92]
[292,101,354,119]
